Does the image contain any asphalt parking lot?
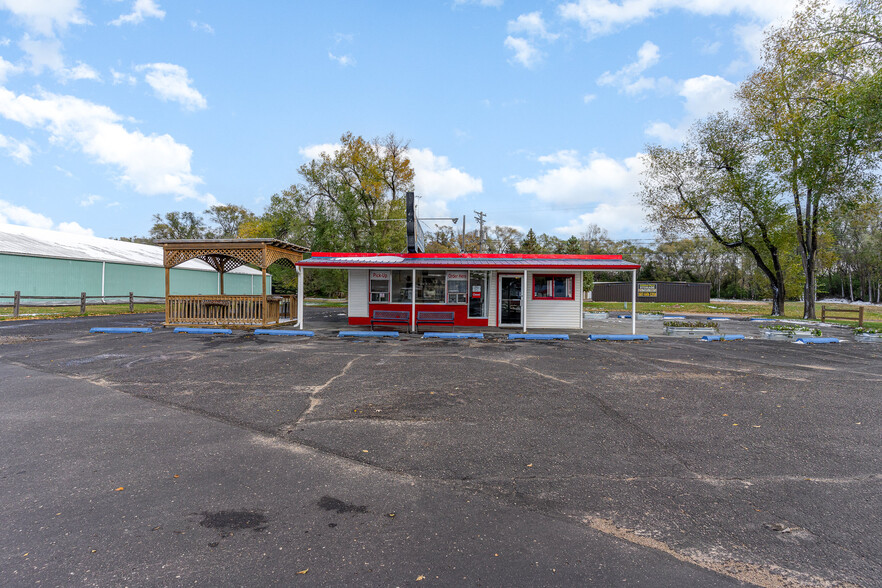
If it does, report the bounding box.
[1,309,880,587]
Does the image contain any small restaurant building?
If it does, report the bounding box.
[296,252,641,333]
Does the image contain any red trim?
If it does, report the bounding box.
[351,303,489,327]
[310,251,623,260]
[299,261,640,270]
[532,274,576,300]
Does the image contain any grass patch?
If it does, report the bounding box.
[584,300,882,328]
[0,303,165,321]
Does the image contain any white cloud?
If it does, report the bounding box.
[645,74,737,144]
[328,52,354,67]
[0,38,9,46]
[298,143,483,218]
[559,0,797,37]
[515,149,645,206]
[0,132,31,163]
[0,0,88,36]
[555,201,647,237]
[80,194,102,206]
[597,40,672,95]
[56,220,93,235]
[0,87,211,202]
[189,20,214,34]
[110,0,165,26]
[733,22,765,65]
[60,61,100,82]
[110,68,136,85]
[0,54,22,83]
[0,199,53,229]
[408,147,483,217]
[136,63,206,110]
[504,36,541,68]
[583,93,597,104]
[508,11,559,41]
[18,35,99,81]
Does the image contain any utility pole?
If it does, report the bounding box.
[473,210,486,253]
[461,215,466,253]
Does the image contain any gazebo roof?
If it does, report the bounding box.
[157,238,309,272]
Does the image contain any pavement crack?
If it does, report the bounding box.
[292,355,366,426]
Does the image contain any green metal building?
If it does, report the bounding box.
[0,224,268,299]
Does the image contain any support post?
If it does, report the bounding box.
[580,272,584,330]
[411,269,416,333]
[261,266,268,327]
[297,267,304,330]
[631,270,637,335]
[13,290,20,318]
[522,269,528,333]
[80,292,86,314]
[165,266,170,324]
[219,270,225,295]
[101,261,106,303]
[129,292,134,313]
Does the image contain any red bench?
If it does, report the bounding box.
[370,310,410,330]
[416,311,456,332]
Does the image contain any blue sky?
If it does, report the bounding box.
[0,0,799,241]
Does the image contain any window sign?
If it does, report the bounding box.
[533,275,574,300]
[446,272,468,304]
[370,271,391,302]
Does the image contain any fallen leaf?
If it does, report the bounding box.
[297,569,309,574]
[526,463,533,468]
[22,553,28,557]
[361,450,369,453]
[752,425,761,428]
[722,413,728,416]
[416,575,425,581]
[732,423,739,426]
[114,487,124,491]
[173,474,179,478]
[387,513,395,518]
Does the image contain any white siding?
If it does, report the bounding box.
[525,271,582,330]
[487,271,497,327]
[348,269,368,317]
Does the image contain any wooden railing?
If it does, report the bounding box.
[821,305,864,327]
[166,295,296,326]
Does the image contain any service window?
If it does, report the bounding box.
[416,271,445,303]
[446,272,468,304]
[468,271,488,318]
[391,270,413,303]
[370,271,391,302]
[533,275,574,300]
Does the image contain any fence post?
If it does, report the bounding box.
[129,292,134,312]
[80,292,86,314]
[821,305,826,322]
[13,291,20,318]
[859,306,864,327]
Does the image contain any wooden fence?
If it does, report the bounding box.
[0,292,163,318]
[165,294,296,326]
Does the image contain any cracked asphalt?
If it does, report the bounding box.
[1,309,880,587]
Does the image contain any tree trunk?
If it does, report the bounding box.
[849,272,854,301]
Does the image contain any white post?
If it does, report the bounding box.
[580,271,584,330]
[631,269,637,335]
[101,261,106,303]
[522,269,528,333]
[297,267,304,330]
[411,269,416,333]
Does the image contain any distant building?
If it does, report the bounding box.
[0,224,267,299]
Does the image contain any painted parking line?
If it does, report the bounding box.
[508,334,569,341]
[90,327,153,334]
[588,334,649,341]
[253,329,314,336]
[173,327,233,335]
[707,317,731,321]
[338,331,398,338]
[663,315,686,320]
[701,335,745,341]
[423,332,484,339]
[794,337,840,344]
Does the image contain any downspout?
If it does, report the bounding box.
[523,269,528,333]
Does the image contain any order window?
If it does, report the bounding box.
[446,272,468,304]
[533,275,574,300]
[416,271,445,303]
[370,271,391,302]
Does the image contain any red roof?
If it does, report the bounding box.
[297,252,640,271]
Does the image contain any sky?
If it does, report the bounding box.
[0,0,801,242]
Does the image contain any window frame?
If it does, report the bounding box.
[369,270,392,303]
[532,274,575,301]
[445,271,469,305]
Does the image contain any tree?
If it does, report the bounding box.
[580,224,613,253]
[520,229,540,253]
[205,204,257,239]
[737,0,882,317]
[640,113,792,315]
[149,211,207,241]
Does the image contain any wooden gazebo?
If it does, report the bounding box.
[157,239,309,328]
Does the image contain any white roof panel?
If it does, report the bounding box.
[0,224,262,275]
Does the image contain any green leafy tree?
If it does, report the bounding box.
[149,211,207,241]
[205,204,257,239]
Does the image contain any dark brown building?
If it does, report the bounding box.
[592,281,710,303]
